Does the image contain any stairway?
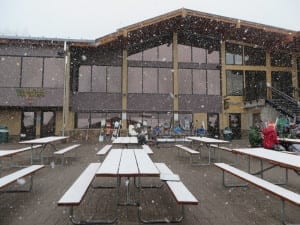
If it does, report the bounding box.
[265,86,300,120]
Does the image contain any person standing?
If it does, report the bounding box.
[262,121,278,149]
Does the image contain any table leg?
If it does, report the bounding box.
[118,177,138,206]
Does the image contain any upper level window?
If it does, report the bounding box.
[178,44,192,62]
[226,70,243,96]
[225,43,242,65]
[158,44,172,62]
[78,66,91,92]
[244,46,266,66]
[207,50,220,64]
[0,56,21,87]
[22,57,43,87]
[158,68,173,94]
[207,70,220,95]
[78,65,121,93]
[178,69,192,94]
[143,47,158,61]
[43,58,64,88]
[271,51,292,67]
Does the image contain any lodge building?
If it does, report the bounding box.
[0,8,299,141]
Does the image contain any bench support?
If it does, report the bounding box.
[247,157,289,185]
[221,169,248,188]
[216,163,300,225]
[68,206,117,225]
[118,176,139,206]
[138,203,185,224]
[0,175,34,193]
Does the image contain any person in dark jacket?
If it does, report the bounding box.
[262,121,278,149]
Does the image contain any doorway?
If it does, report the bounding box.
[229,113,241,139]
[20,111,36,140]
[40,111,56,137]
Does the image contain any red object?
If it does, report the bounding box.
[262,125,278,149]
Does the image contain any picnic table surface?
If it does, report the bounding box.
[19,136,69,144]
[232,147,300,171]
[96,148,159,177]
[187,136,229,144]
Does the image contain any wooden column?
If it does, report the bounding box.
[121,47,128,129]
[62,41,70,136]
[266,51,272,99]
[172,32,179,113]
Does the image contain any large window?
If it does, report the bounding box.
[0,56,64,88]
[207,70,220,95]
[75,112,121,129]
[128,67,173,94]
[178,69,192,94]
[22,57,43,87]
[226,70,243,96]
[143,68,157,93]
[225,43,242,65]
[244,46,266,66]
[0,56,21,87]
[271,51,292,67]
[158,68,173,94]
[128,67,142,93]
[78,65,121,93]
[192,69,206,94]
[245,71,266,101]
[43,58,64,88]
[192,46,206,64]
[128,43,220,95]
[225,43,266,66]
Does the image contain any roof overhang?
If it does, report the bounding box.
[72,8,299,52]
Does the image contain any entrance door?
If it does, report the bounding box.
[207,113,220,138]
[40,111,55,137]
[20,111,36,140]
[229,113,241,139]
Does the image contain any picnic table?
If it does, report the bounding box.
[187,136,230,165]
[19,136,69,164]
[58,148,198,224]
[112,136,138,148]
[232,147,300,184]
[96,148,159,205]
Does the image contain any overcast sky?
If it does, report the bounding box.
[0,0,299,40]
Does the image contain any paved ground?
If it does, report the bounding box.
[0,137,299,225]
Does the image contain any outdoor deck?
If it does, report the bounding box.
[0,137,299,225]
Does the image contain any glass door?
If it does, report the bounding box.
[40,111,55,137]
[20,111,36,140]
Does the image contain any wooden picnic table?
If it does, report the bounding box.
[19,136,69,164]
[187,136,230,165]
[112,136,138,148]
[96,149,159,202]
[232,147,300,184]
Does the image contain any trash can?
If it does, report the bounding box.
[0,125,8,143]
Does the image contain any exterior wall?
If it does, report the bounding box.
[0,88,64,107]
[0,110,21,140]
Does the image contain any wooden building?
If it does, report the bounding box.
[0,8,299,141]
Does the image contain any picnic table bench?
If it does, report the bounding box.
[215,162,300,225]
[142,144,153,154]
[57,162,117,224]
[175,144,200,165]
[0,145,42,168]
[210,144,237,164]
[0,165,44,192]
[53,144,80,165]
[139,162,198,223]
[156,136,191,148]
